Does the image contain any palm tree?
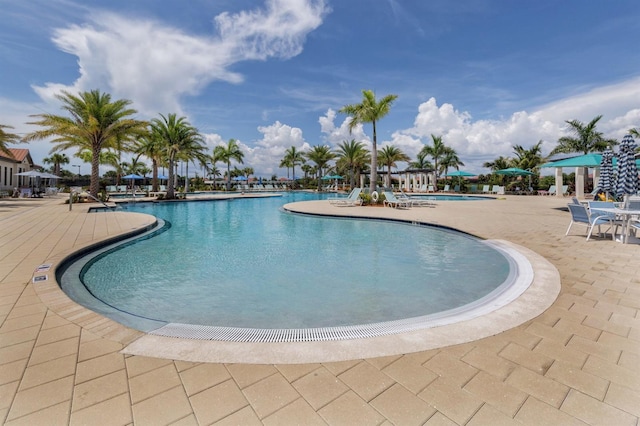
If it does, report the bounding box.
[0,124,22,157]
[551,115,615,155]
[283,146,305,181]
[335,139,369,189]
[305,145,336,190]
[24,90,147,196]
[378,145,409,188]
[409,151,433,170]
[242,167,254,184]
[551,116,616,192]
[136,132,164,191]
[340,89,398,193]
[279,157,292,179]
[439,148,464,178]
[42,153,70,176]
[629,128,639,139]
[512,141,544,171]
[213,139,244,191]
[150,113,205,199]
[483,156,513,172]
[420,135,449,189]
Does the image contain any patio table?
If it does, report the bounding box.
[590,207,640,243]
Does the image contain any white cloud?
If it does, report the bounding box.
[32,0,329,117]
[318,77,640,174]
[211,121,312,177]
[318,108,370,148]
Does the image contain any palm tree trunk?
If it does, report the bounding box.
[371,121,378,193]
[152,160,158,192]
[185,163,189,193]
[90,145,100,196]
[167,158,175,199]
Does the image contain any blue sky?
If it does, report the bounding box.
[1,0,639,177]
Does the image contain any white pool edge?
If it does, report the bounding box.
[121,239,560,364]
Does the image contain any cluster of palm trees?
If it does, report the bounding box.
[278,90,465,191]
[15,90,250,200]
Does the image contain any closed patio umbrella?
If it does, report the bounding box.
[615,134,639,207]
[597,148,615,200]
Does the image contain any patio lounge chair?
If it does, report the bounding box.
[482,185,490,194]
[547,185,557,196]
[441,184,450,192]
[383,191,410,209]
[399,191,436,207]
[561,185,569,196]
[331,187,362,207]
[566,203,615,241]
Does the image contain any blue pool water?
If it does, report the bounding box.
[72,192,513,330]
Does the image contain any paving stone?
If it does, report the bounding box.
[561,389,637,426]
[417,377,483,425]
[242,374,300,419]
[370,384,436,426]
[292,366,348,410]
[179,362,231,396]
[338,360,396,402]
[189,379,248,424]
[318,391,385,426]
[505,366,569,408]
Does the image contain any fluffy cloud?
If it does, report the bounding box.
[206,121,311,177]
[32,0,329,117]
[318,108,370,148]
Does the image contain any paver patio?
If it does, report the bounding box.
[1,194,638,425]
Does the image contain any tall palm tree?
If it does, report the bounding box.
[551,115,615,155]
[279,157,292,179]
[24,90,147,196]
[409,151,433,170]
[0,124,22,157]
[283,146,305,181]
[512,141,544,171]
[305,145,336,190]
[136,132,164,191]
[335,139,369,189]
[42,153,70,176]
[150,113,205,199]
[213,139,244,191]
[551,116,616,191]
[629,128,639,139]
[242,167,254,184]
[439,148,463,178]
[420,135,449,189]
[378,145,409,188]
[483,156,513,172]
[340,89,398,193]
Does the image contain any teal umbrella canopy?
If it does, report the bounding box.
[540,153,602,168]
[495,167,535,176]
[447,170,476,177]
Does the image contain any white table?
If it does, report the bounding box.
[590,207,640,243]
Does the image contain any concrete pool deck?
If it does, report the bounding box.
[1,194,639,425]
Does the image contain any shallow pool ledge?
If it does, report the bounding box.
[122,239,561,364]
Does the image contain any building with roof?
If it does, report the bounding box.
[0,148,35,191]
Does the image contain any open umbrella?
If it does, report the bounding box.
[447,170,476,177]
[495,167,534,176]
[447,170,476,187]
[615,134,639,207]
[122,174,143,193]
[597,148,615,200]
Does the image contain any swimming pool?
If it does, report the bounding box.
[59,192,528,342]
